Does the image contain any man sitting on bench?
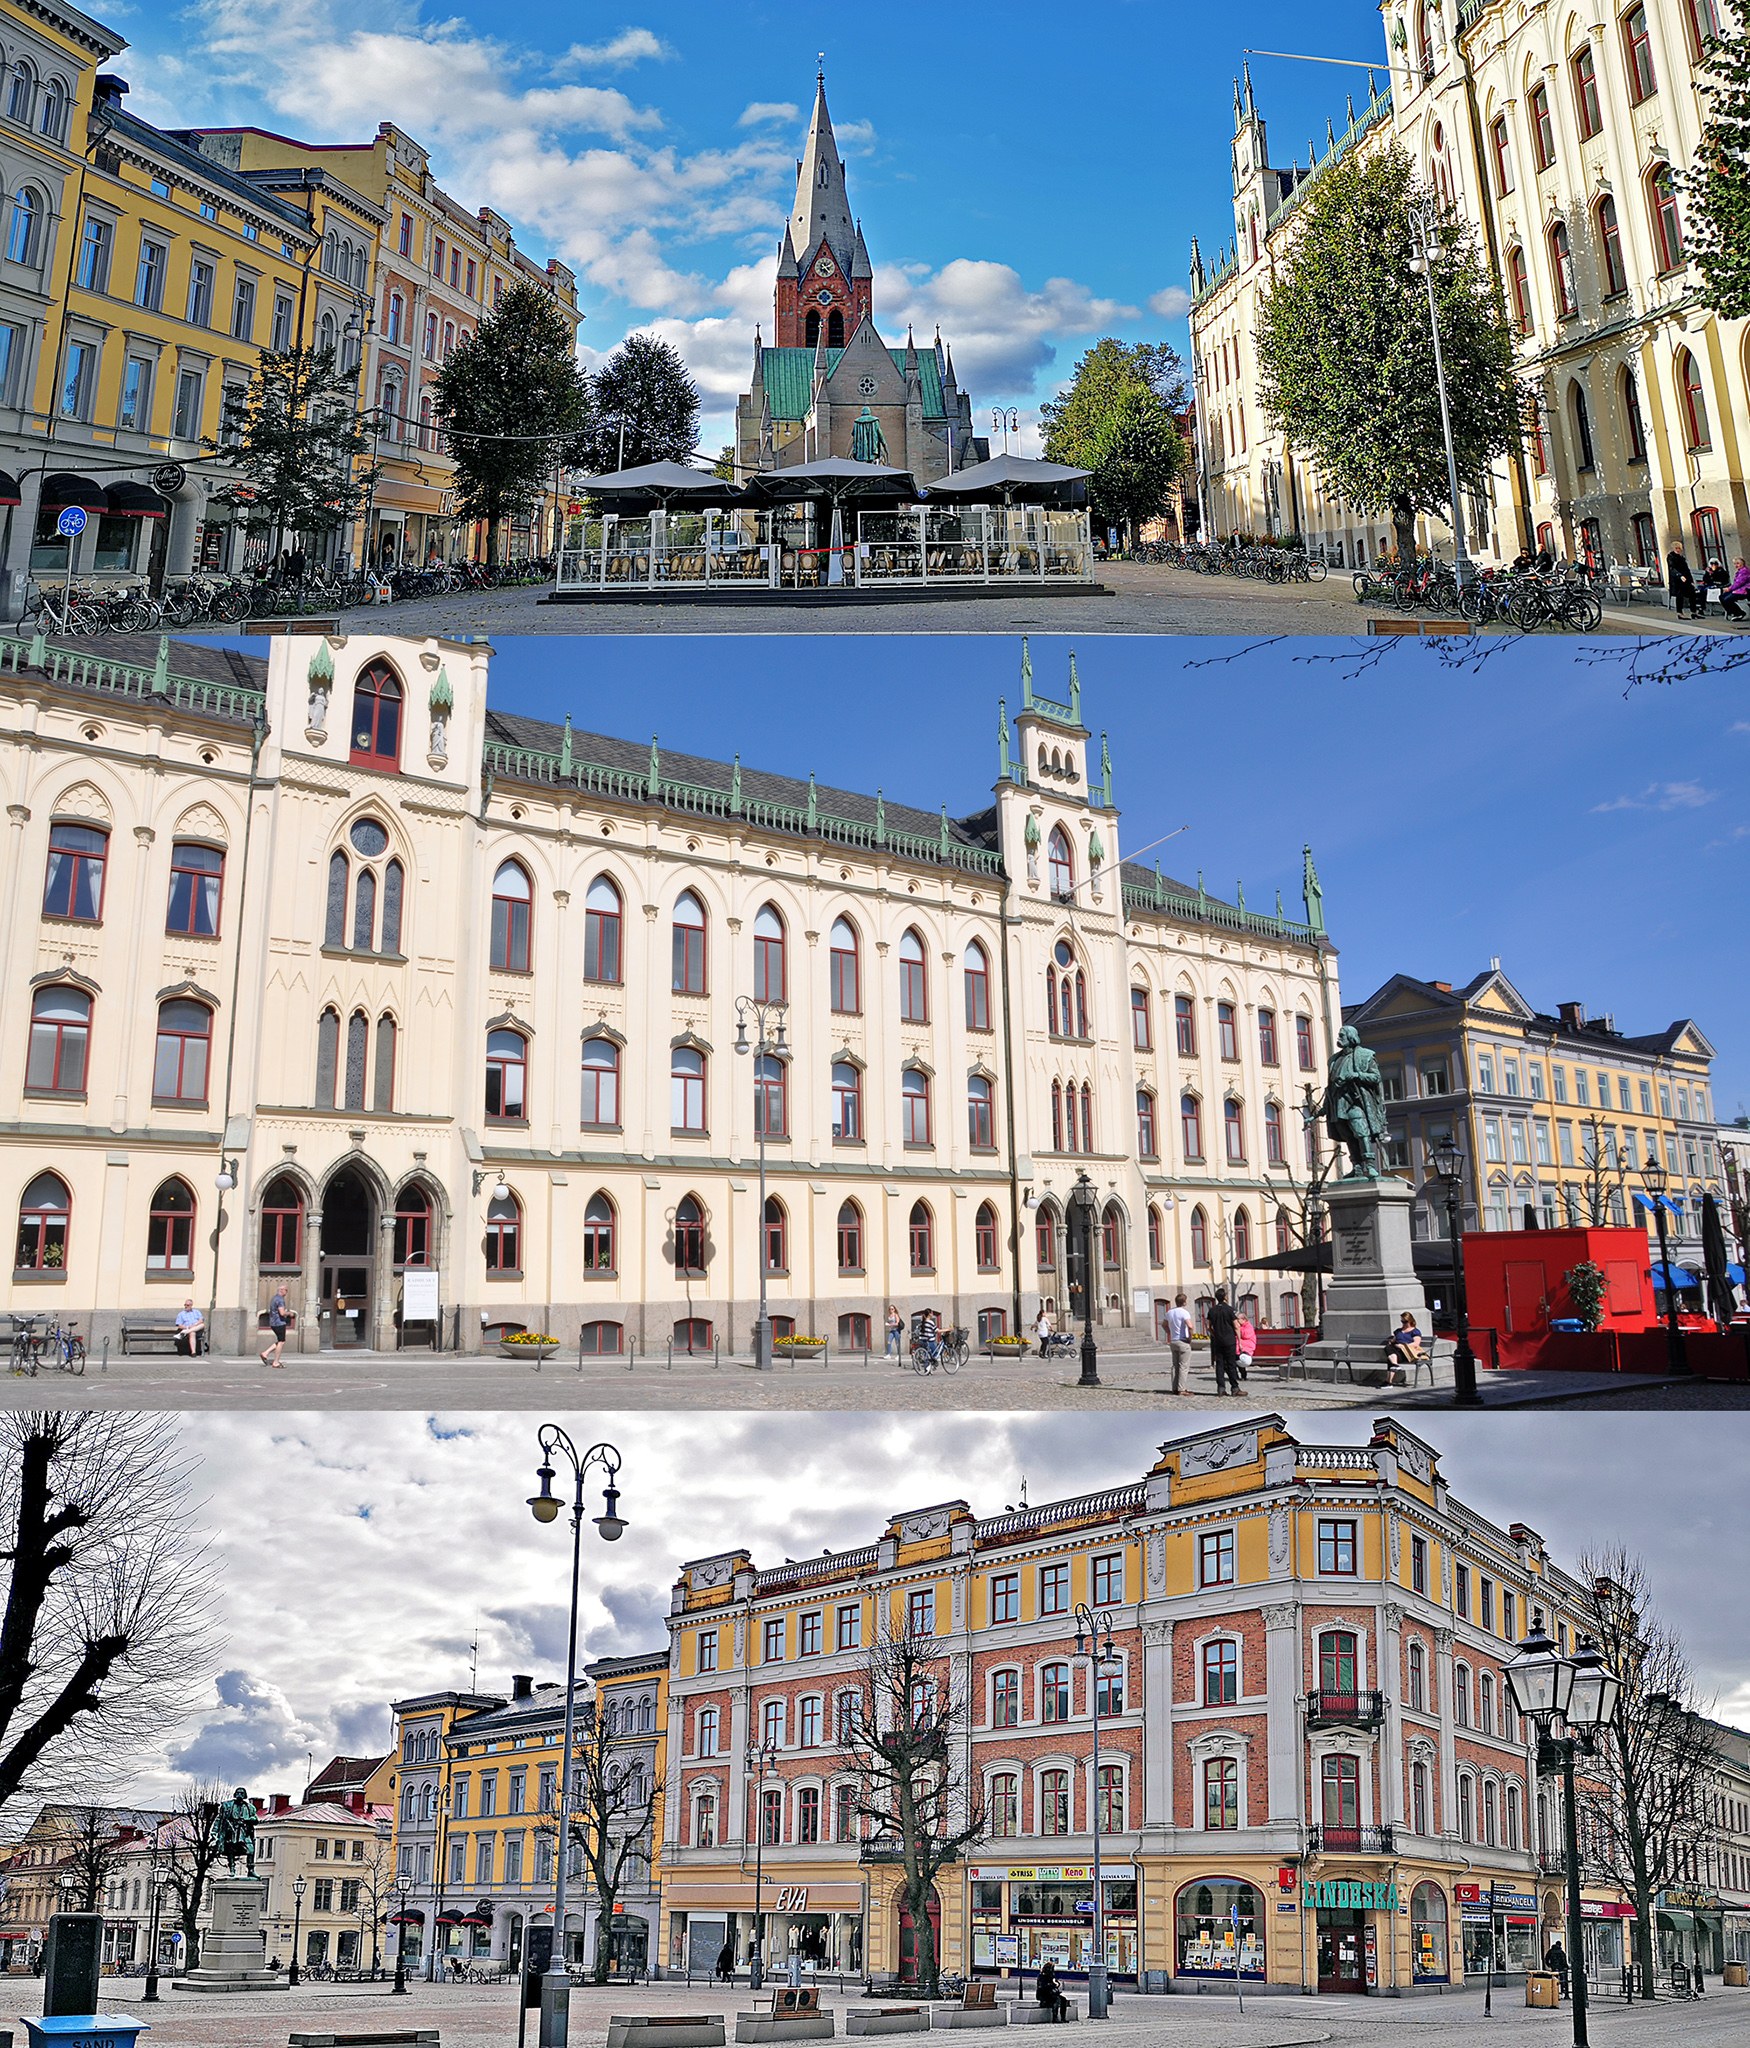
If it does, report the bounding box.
[1034,1962,1069,2023]
[1385,1311,1424,1383]
[174,1298,205,1356]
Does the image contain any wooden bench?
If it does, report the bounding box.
[768,1990,821,2016]
[1249,1330,1307,1374]
[931,1985,1006,2030]
[121,1318,198,1355]
[288,2032,438,2047]
[962,1987,997,2010]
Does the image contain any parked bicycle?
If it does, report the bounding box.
[8,1313,42,1377]
[41,1315,85,1375]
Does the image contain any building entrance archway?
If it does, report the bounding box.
[320,1165,376,1348]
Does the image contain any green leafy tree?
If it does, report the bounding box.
[1688,19,1750,317]
[584,333,701,473]
[1563,1260,1607,1332]
[1041,338,1188,543]
[1254,144,1522,563]
[433,279,591,567]
[213,348,376,554]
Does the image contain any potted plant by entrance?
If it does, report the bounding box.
[772,1332,828,1359]
[499,1329,560,1360]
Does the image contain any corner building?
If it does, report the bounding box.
[660,1417,1634,1996]
[0,633,1333,1354]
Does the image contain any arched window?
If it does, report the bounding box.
[27,987,90,1094]
[1678,348,1710,450]
[490,860,532,971]
[152,999,212,1105]
[672,1046,706,1132]
[973,1200,1000,1270]
[146,1177,195,1272]
[1650,165,1684,271]
[1148,1204,1163,1267]
[968,1073,994,1149]
[582,1191,616,1272]
[1040,1767,1070,1835]
[1047,826,1073,897]
[393,1184,430,1268]
[1455,1662,1471,1726]
[486,1028,527,1121]
[373,1012,396,1110]
[1101,1203,1121,1270]
[1075,970,1088,1039]
[826,308,844,348]
[344,1009,369,1111]
[674,1195,706,1275]
[1264,1099,1284,1163]
[1529,84,1554,169]
[831,1060,861,1141]
[1319,1630,1358,1698]
[167,842,224,935]
[902,1067,931,1146]
[673,890,707,993]
[1623,366,1647,460]
[1051,1078,1064,1151]
[1416,0,1434,74]
[1181,1093,1203,1160]
[1233,1206,1251,1263]
[1041,1660,1070,1722]
[762,1195,787,1273]
[1190,1204,1209,1265]
[484,1187,521,1273]
[348,659,402,768]
[259,1175,303,1269]
[1598,196,1626,297]
[899,928,927,1021]
[6,186,37,265]
[351,865,376,952]
[324,849,348,946]
[7,63,32,123]
[319,310,337,356]
[908,1199,933,1271]
[964,940,990,1030]
[1572,381,1596,471]
[1411,1764,1431,1840]
[43,820,107,921]
[1508,245,1533,333]
[1131,986,1152,1050]
[1624,3,1657,100]
[1137,1088,1157,1158]
[1036,1202,1058,1270]
[1224,1097,1246,1163]
[584,875,622,983]
[754,1053,786,1138]
[1573,45,1602,136]
[824,915,859,1012]
[754,903,785,1002]
[837,1199,863,1272]
[804,308,820,347]
[581,1037,620,1128]
[315,1006,340,1106]
[1549,220,1576,317]
[990,1772,1018,1837]
[15,1171,69,1272]
[1082,1081,1094,1151]
[1174,992,1196,1056]
[1218,997,1238,1059]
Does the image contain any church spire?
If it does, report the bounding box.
[789,68,855,276]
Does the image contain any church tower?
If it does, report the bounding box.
[773,69,874,348]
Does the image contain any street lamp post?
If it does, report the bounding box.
[1504,1615,1623,2048]
[1072,1604,1119,2019]
[290,1877,307,1988]
[1638,1157,1690,1377]
[734,996,789,1369]
[1070,1171,1101,1387]
[991,407,1019,455]
[1431,1135,1483,1406]
[745,1737,779,1990]
[1405,199,1472,592]
[390,1879,409,1994]
[527,1429,628,2048]
[143,1834,165,2000]
[206,1156,237,1356]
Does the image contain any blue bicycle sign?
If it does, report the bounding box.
[55,506,86,538]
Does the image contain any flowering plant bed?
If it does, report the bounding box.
[773,1335,827,1351]
[499,1332,560,1356]
[986,1337,1031,1351]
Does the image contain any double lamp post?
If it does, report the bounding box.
[1071,1603,1120,2018]
[735,995,788,1369]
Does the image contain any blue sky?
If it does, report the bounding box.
[116,0,1404,452]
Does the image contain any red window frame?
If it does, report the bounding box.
[1051,1079,1064,1152]
[1203,1638,1238,1705]
[583,1192,616,1273]
[27,986,90,1094]
[1036,1208,1056,1269]
[1217,1001,1237,1061]
[908,1199,933,1271]
[258,1177,302,1269]
[152,999,211,1105]
[1624,369,1647,459]
[1225,1098,1246,1163]
[974,1201,999,1271]
[674,891,708,994]
[1685,0,1722,52]
[1650,167,1684,272]
[829,919,858,1012]
[672,1048,706,1133]
[836,1200,862,1273]
[1257,1007,1277,1064]
[1137,1089,1157,1158]
[1190,1205,1208,1264]
[581,1037,620,1128]
[584,876,622,984]
[1233,1208,1251,1262]
[1679,349,1710,450]
[674,1198,706,1276]
[394,1185,430,1269]
[1573,47,1602,138]
[1694,506,1725,562]
[1265,1099,1284,1164]
[166,841,224,935]
[1322,1755,1360,1830]
[1101,1206,1120,1268]
[348,659,402,770]
[1181,1094,1203,1160]
[1130,986,1151,1050]
[42,821,107,921]
[753,905,786,1002]
[1509,245,1533,334]
[1490,115,1514,196]
[490,861,532,971]
[899,929,928,1022]
[754,1053,786,1139]
[1047,826,1073,897]
[968,1074,994,1149]
[1147,1204,1162,1266]
[1080,1081,1092,1153]
[1205,1758,1238,1831]
[1624,4,1656,101]
[484,1191,521,1274]
[1530,83,1555,169]
[964,942,989,1030]
[1175,993,1196,1057]
[902,1068,931,1147]
[1550,222,1575,317]
[485,1028,527,1122]
[762,1195,786,1274]
[1599,197,1627,297]
[146,1177,195,1272]
[1295,1014,1315,1071]
[832,1061,861,1141]
[15,1172,69,1274]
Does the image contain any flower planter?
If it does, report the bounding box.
[500,1337,560,1359]
[773,1341,827,1359]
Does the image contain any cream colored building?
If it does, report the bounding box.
[0,632,1337,1356]
[1190,0,1745,576]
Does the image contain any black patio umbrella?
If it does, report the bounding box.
[745,455,919,507]
[921,452,1091,505]
[573,460,743,513]
[1701,1191,1738,1330]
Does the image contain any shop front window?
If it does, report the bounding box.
[1175,1880,1264,1978]
[1411,1883,1449,1982]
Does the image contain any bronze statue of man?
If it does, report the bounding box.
[1309,1024,1389,1180]
[211,1788,258,1877]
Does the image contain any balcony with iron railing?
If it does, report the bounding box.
[1308,1824,1395,1855]
[1306,1690,1387,1730]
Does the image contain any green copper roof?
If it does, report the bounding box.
[760,346,948,422]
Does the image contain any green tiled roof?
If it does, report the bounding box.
[760,346,947,422]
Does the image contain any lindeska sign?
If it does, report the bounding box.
[1308,1879,1399,1911]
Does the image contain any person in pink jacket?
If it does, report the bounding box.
[1235,1309,1257,1381]
[1724,558,1750,622]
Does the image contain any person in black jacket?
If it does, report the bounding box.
[1544,1939,1569,1999]
[1207,1287,1242,1396]
[1667,548,1702,619]
[1035,1962,1070,2022]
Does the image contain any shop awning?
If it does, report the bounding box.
[40,473,108,512]
[1728,1264,1746,1285]
[104,481,170,520]
[435,1909,468,1924]
[1633,1192,1683,1218]
[1657,1910,1694,1932]
[0,471,21,507]
[1648,1262,1699,1290]
[389,1910,424,1925]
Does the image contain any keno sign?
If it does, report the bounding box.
[1307,1879,1399,1911]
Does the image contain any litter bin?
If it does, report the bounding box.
[1526,1973,1560,2008]
[1723,1962,1747,1987]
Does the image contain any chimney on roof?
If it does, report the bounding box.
[271,1794,291,1814]
[1559,1001,1586,1029]
[345,1792,366,1814]
[1431,981,1452,993]
[1490,956,1500,971]
[512,1673,533,1702]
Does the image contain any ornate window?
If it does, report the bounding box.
[1181,1093,1203,1160]
[1205,1757,1238,1830]
[43,821,107,921]
[1148,1204,1163,1267]
[581,1037,619,1128]
[969,1074,994,1149]
[484,1188,521,1274]
[485,1028,527,1121]
[1508,245,1533,334]
[990,1772,1018,1836]
[15,1171,69,1273]
[1598,196,1626,296]
[1041,1661,1070,1721]
[1573,46,1602,135]
[1408,1640,1426,1712]
[584,875,622,983]
[672,1047,706,1132]
[1624,3,1657,100]
[993,1670,1020,1728]
[1217,999,1238,1061]
[832,1061,861,1141]
[259,1175,303,1269]
[1320,1630,1358,1697]
[964,940,990,1031]
[1190,1203,1209,1265]
[146,1177,195,1272]
[1678,348,1710,450]
[908,1199,933,1271]
[1039,1768,1069,1835]
[975,1200,999,1270]
[1036,1204,1057,1270]
[753,903,785,1002]
[583,1192,615,1273]
[902,1067,931,1146]
[1233,1206,1251,1263]
[152,999,212,1105]
[1098,1764,1124,1834]
[1131,986,1151,1050]
[763,1195,787,1274]
[1225,1098,1246,1163]
[394,1184,430,1269]
[1529,82,1555,169]
[1265,1100,1284,1163]
[755,1053,786,1138]
[6,186,37,264]
[673,889,707,993]
[27,987,90,1094]
[1047,825,1073,897]
[1549,221,1576,318]
[167,843,224,935]
[1052,1078,1064,1152]
[1137,1088,1157,1157]
[829,916,858,1012]
[899,928,928,1022]
[348,659,402,769]
[490,861,532,971]
[1650,165,1685,272]
[1257,1006,1277,1064]
[674,1195,706,1276]
[836,1199,863,1273]
[1203,1638,1237,1705]
[1322,1755,1360,1833]
[1175,992,1196,1056]
[1102,1204,1121,1269]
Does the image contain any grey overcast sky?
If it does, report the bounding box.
[112,1409,1750,1807]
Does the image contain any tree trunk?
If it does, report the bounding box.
[1392,497,1417,565]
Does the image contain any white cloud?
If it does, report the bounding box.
[560,28,669,71]
[1148,284,1192,319]
[871,258,1137,399]
[1592,780,1718,813]
[739,101,799,127]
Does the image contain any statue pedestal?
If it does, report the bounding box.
[175,1879,279,1993]
[1303,1178,1426,1377]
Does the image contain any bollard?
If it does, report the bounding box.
[667,1340,672,1369]
[578,1330,584,1373]
[714,1339,720,1370]
[101,1335,109,1373]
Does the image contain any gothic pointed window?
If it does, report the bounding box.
[827,309,844,347]
[829,916,858,1012]
[899,928,928,1022]
[584,875,622,983]
[1047,826,1073,898]
[491,860,532,971]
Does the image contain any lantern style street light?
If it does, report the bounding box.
[1070,1171,1101,1387]
[1430,1132,1483,1406]
[1638,1155,1690,1377]
[143,1830,166,2000]
[735,995,789,1369]
[527,1429,627,2048]
[1504,1614,1623,2048]
[1072,1604,1120,2018]
[745,1736,781,1989]
[390,1877,409,1994]
[289,1875,307,1987]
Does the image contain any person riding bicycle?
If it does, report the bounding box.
[917,1307,943,1366]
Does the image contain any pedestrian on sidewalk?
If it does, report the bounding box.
[714,1941,734,1985]
[1165,1292,1193,1394]
[1667,547,1702,619]
[1035,1300,1055,1356]
[1235,1306,1257,1382]
[1544,1938,1569,2000]
[1207,1287,1242,1397]
[261,1285,290,1368]
[885,1304,903,1358]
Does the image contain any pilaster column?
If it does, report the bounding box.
[1434,1626,1457,1831]
[1263,1601,1302,1823]
[1141,1621,1173,1827]
[1380,1602,1406,1827]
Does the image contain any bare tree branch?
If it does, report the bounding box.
[542,1701,662,1984]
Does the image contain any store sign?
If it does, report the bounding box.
[1277,1868,1297,1894]
[1660,1888,1721,1912]
[968,1867,1092,1883]
[1454,1885,1480,1903]
[1308,1880,1398,1911]
[775,1887,809,1913]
